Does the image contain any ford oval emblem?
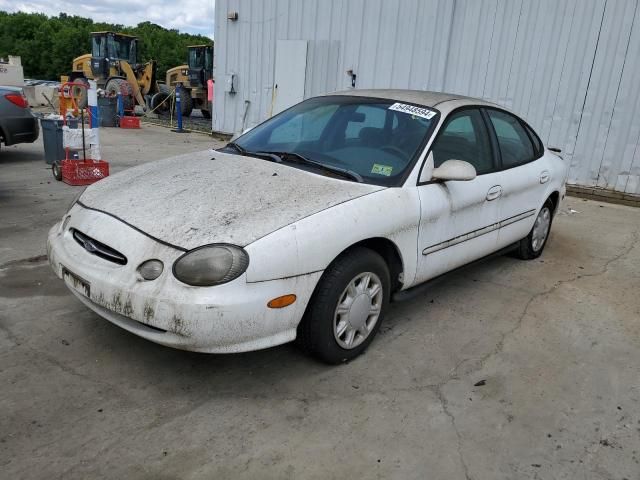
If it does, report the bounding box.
[83,239,97,253]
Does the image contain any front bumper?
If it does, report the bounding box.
[47,204,322,353]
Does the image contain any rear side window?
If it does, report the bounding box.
[524,123,544,156]
[487,110,535,168]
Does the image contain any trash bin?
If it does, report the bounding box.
[98,97,118,127]
[40,117,79,164]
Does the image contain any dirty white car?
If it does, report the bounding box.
[48,90,567,363]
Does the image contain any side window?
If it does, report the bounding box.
[269,104,338,144]
[487,110,536,168]
[431,109,494,175]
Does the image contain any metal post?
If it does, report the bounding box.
[172,84,185,133]
[117,92,124,118]
[88,80,98,128]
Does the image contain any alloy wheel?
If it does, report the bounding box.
[532,207,551,252]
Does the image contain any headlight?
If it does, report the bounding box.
[173,244,249,286]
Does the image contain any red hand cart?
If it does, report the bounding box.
[52,81,109,186]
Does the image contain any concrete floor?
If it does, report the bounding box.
[1,126,639,480]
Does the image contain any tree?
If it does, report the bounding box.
[0,11,211,80]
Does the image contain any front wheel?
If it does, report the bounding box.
[515,200,554,260]
[52,161,62,181]
[297,247,390,364]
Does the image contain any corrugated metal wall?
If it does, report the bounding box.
[214,0,640,195]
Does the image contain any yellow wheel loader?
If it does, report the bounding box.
[67,32,157,111]
[151,45,212,118]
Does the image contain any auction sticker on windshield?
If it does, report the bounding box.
[388,103,437,120]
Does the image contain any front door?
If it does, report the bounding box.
[414,108,502,285]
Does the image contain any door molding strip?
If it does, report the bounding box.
[422,209,536,255]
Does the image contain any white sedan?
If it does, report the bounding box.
[47,90,567,363]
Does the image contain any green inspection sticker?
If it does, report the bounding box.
[371,164,393,176]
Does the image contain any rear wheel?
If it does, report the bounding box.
[515,199,554,260]
[105,78,134,112]
[297,247,390,364]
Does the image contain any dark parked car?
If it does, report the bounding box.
[0,86,39,151]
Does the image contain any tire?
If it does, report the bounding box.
[515,199,554,260]
[72,77,90,110]
[201,109,211,119]
[52,161,62,181]
[297,247,390,364]
[150,92,170,114]
[177,86,193,117]
[105,78,134,112]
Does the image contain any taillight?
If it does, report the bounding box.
[5,93,29,109]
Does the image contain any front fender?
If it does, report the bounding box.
[244,188,421,286]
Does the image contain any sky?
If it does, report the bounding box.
[0,0,215,39]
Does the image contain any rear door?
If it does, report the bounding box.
[483,108,548,248]
[414,108,502,285]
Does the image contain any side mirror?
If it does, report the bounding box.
[431,159,477,181]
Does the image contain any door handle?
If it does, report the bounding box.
[486,185,502,201]
[540,171,550,184]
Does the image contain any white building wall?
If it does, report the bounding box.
[214,0,640,195]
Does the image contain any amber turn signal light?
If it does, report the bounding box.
[267,294,297,308]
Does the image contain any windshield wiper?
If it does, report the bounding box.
[262,151,363,183]
[224,141,246,154]
[223,142,282,163]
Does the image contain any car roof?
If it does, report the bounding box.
[329,89,502,113]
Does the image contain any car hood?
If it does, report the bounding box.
[79,150,385,250]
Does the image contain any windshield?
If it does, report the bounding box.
[92,36,106,57]
[231,96,439,186]
[108,35,136,63]
[188,48,204,69]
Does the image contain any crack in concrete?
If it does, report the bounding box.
[1,321,140,406]
[430,383,473,480]
[0,254,48,270]
[478,229,639,373]
[428,229,639,480]
[0,319,21,346]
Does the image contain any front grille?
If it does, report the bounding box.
[72,229,128,265]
